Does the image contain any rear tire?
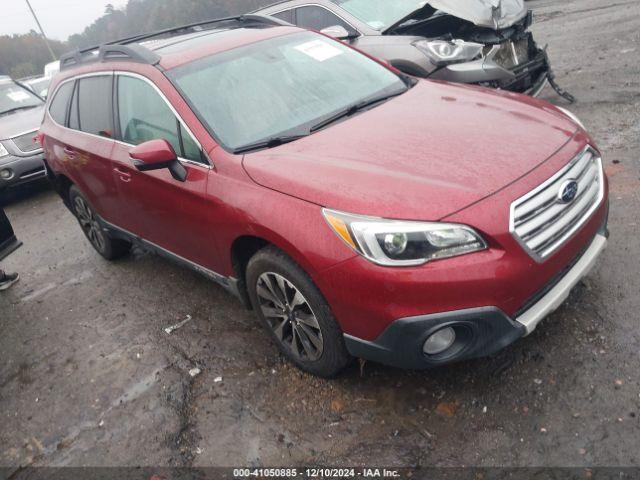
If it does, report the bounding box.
[69,185,131,260]
[246,246,351,378]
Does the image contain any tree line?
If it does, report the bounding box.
[0,31,66,79]
[1,0,274,79]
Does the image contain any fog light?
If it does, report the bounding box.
[423,327,456,355]
[0,168,13,180]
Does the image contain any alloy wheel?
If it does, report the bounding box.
[74,196,106,253]
[256,272,324,361]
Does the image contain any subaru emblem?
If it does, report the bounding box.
[558,180,579,203]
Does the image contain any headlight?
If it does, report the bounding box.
[323,209,487,267]
[413,39,484,66]
[557,107,586,130]
[0,142,8,158]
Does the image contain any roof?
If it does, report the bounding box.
[58,15,300,73]
[156,26,300,70]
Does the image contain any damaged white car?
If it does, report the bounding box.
[255,0,573,100]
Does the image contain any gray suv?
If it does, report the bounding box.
[0,76,47,192]
[255,0,553,96]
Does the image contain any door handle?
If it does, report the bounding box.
[114,167,132,183]
[63,146,77,159]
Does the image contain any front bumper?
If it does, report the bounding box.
[429,36,550,95]
[0,151,47,189]
[343,224,608,370]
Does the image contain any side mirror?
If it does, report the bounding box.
[320,25,355,40]
[130,139,187,182]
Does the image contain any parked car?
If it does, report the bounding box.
[23,76,52,99]
[254,0,570,98]
[0,76,48,193]
[20,61,61,101]
[41,16,608,377]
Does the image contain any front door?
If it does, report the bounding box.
[109,73,220,272]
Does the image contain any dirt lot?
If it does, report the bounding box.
[1,0,639,472]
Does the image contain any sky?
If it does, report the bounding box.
[0,0,129,41]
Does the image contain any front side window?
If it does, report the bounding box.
[332,0,428,30]
[1,81,43,116]
[295,6,353,31]
[48,81,74,125]
[272,9,294,23]
[77,76,113,137]
[117,75,202,163]
[168,31,407,152]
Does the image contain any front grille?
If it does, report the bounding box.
[11,130,40,153]
[510,147,604,261]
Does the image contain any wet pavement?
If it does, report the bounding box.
[1,0,639,471]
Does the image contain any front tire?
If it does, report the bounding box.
[246,246,351,378]
[69,185,131,260]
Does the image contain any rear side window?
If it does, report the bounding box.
[117,75,202,163]
[77,76,113,138]
[48,81,74,125]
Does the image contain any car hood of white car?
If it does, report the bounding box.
[388,0,527,30]
[429,0,527,28]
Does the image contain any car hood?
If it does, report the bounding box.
[387,0,527,31]
[242,81,577,221]
[0,106,44,141]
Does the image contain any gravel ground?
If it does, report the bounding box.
[1,0,639,471]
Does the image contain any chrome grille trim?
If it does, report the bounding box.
[11,130,40,153]
[510,146,604,262]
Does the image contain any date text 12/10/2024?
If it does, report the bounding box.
[233,468,402,478]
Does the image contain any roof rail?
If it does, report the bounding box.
[106,14,288,46]
[58,14,288,71]
[60,44,161,71]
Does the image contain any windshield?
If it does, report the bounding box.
[0,81,43,115]
[332,0,429,30]
[168,32,407,152]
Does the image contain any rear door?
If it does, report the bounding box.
[109,72,219,270]
[62,74,121,219]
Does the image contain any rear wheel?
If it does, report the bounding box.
[69,185,131,260]
[246,246,351,378]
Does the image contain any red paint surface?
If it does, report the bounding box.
[42,28,609,342]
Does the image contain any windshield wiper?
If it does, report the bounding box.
[233,89,408,153]
[0,105,39,116]
[310,89,406,133]
[233,134,310,154]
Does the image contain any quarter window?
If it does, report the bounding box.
[117,75,202,163]
[295,6,353,32]
[77,76,113,137]
[48,81,74,125]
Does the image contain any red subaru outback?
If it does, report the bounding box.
[41,16,609,377]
